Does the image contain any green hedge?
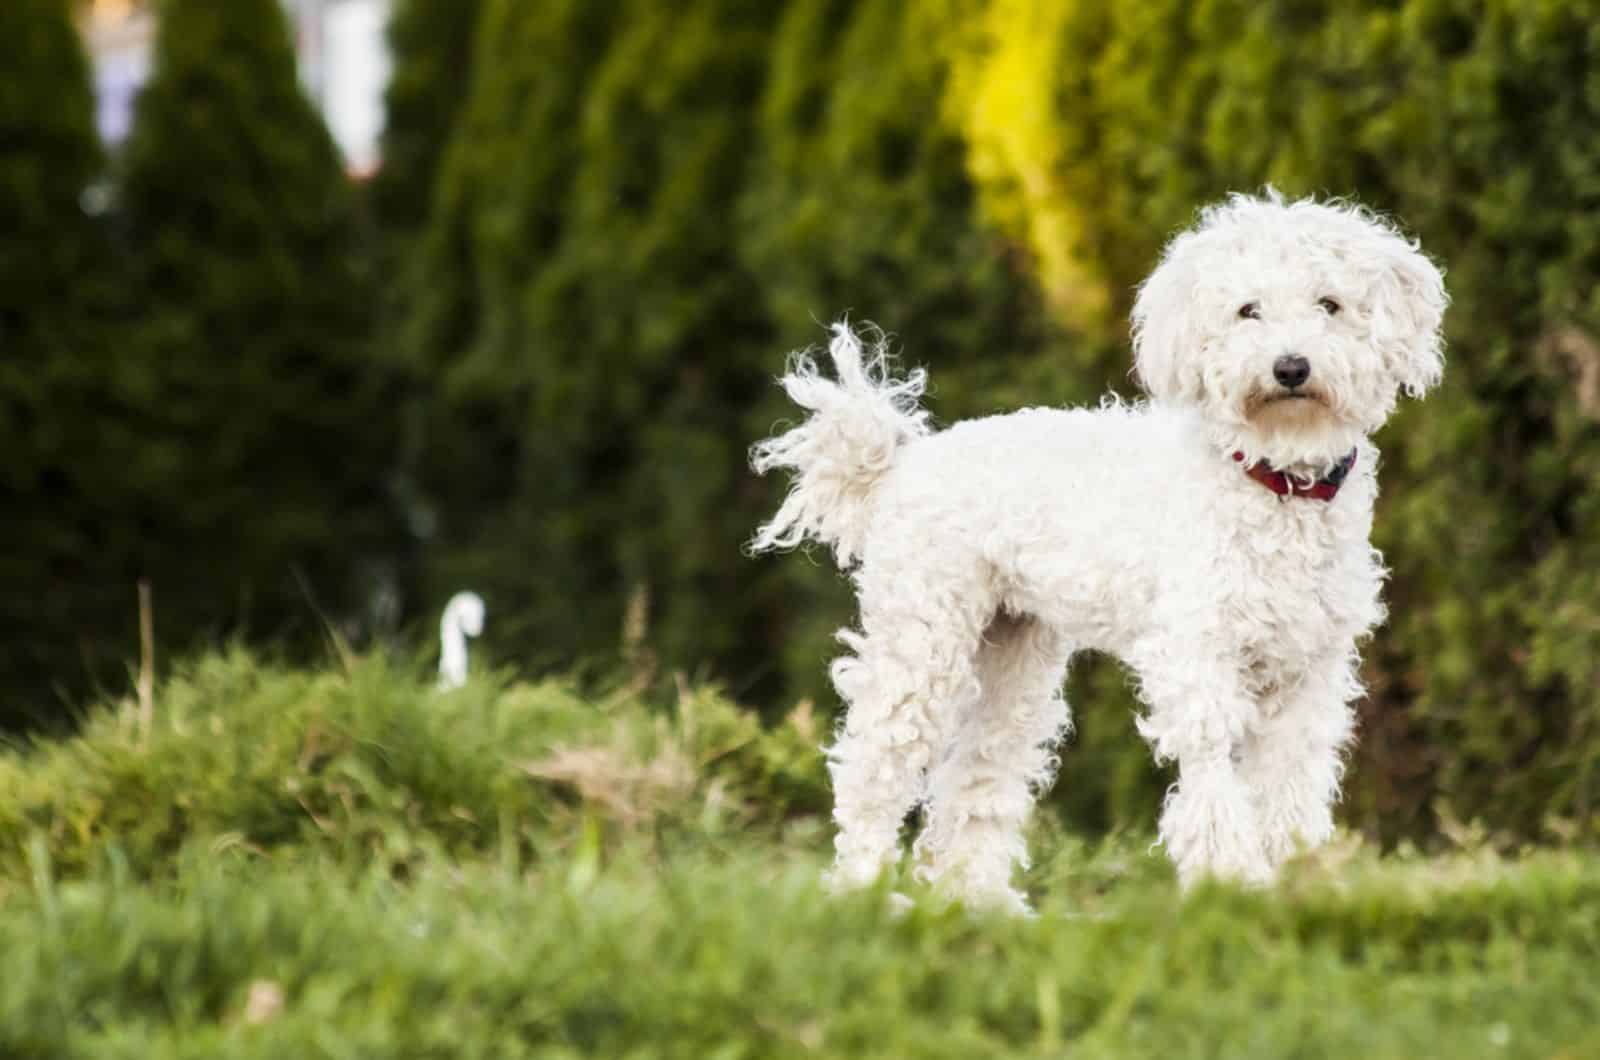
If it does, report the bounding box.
[397,0,1600,839]
[371,0,484,246]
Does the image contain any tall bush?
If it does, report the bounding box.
[547,0,785,685]
[371,0,485,246]
[0,0,121,727]
[116,0,400,668]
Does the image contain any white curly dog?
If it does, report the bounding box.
[750,192,1446,912]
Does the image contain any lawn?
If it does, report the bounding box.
[2,653,1596,1058]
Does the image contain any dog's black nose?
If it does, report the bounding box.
[1273,354,1311,389]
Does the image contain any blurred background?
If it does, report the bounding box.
[4,0,1598,846]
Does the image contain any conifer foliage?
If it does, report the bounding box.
[372,0,485,244]
[402,0,787,688]
[0,0,119,727]
[115,0,399,671]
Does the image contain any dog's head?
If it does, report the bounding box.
[1131,191,1446,472]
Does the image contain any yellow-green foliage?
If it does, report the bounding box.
[939,0,1114,329]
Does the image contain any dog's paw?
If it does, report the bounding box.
[897,884,1036,918]
[1162,773,1274,889]
[980,888,1037,919]
[1178,850,1274,891]
[823,854,897,898]
[1257,799,1336,869]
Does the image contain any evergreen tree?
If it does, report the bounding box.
[371,0,484,244]
[0,0,101,329]
[116,0,399,668]
[0,0,120,727]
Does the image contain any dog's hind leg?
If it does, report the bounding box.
[912,613,1072,914]
[824,569,997,895]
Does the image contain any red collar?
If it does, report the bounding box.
[1233,449,1357,501]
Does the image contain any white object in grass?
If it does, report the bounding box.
[438,591,485,690]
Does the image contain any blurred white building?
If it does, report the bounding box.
[284,0,392,175]
[83,0,393,176]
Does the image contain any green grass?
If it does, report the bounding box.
[2,652,1597,1057]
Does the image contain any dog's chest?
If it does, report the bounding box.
[1222,504,1370,697]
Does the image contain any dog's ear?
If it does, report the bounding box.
[1131,235,1199,404]
[1363,223,1448,398]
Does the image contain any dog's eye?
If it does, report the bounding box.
[1318,297,1342,315]
[1237,302,1261,320]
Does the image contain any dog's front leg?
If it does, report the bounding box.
[1161,740,1273,888]
[1134,657,1272,888]
[1242,650,1360,869]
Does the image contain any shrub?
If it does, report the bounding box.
[370,0,486,246]
[0,651,830,883]
[396,0,627,676]
[115,0,403,669]
[0,0,123,727]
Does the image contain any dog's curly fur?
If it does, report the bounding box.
[750,191,1447,912]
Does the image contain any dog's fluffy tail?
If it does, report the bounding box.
[749,322,930,567]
